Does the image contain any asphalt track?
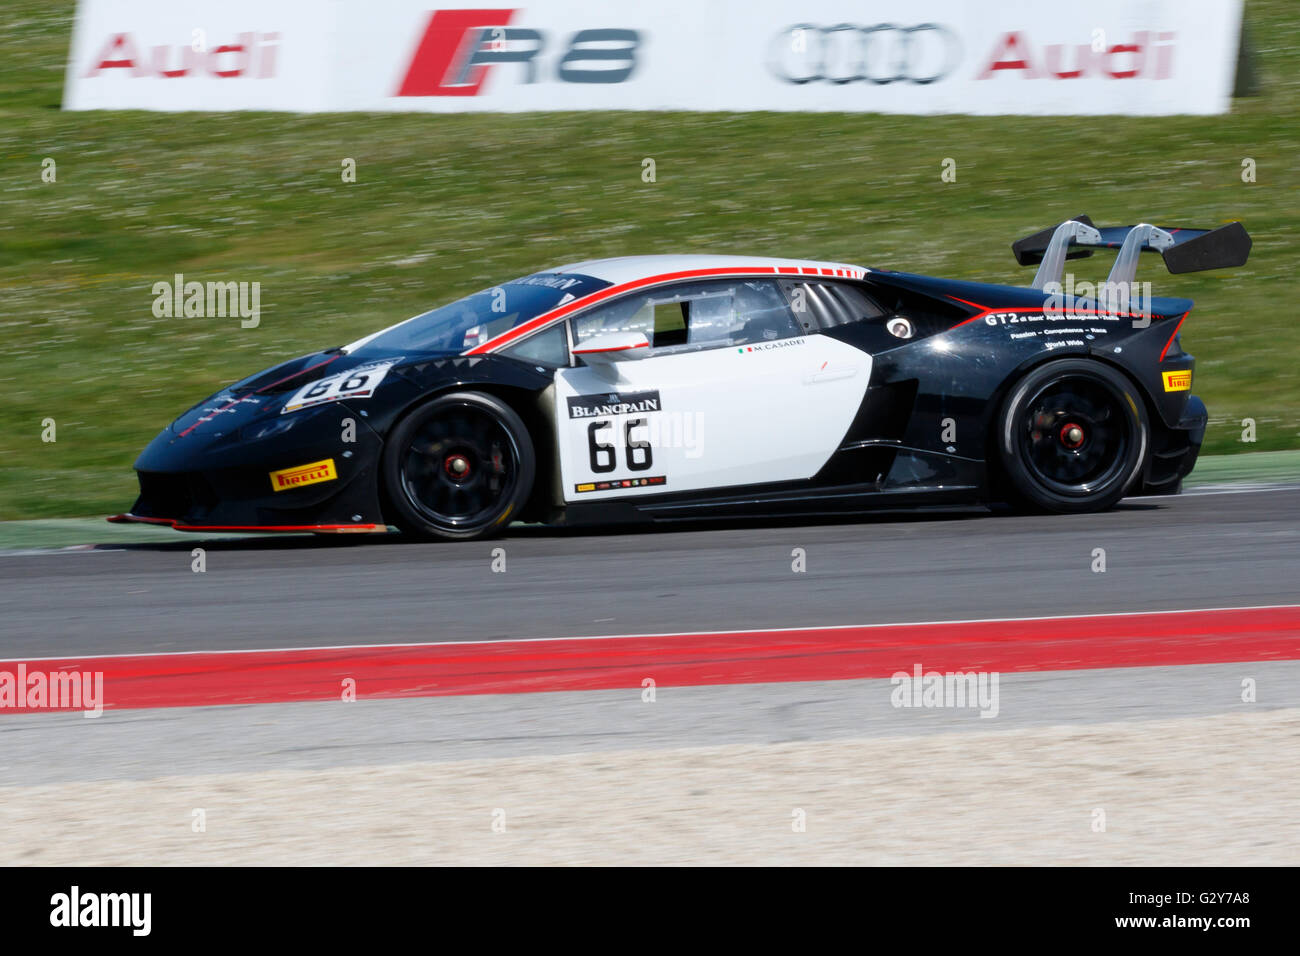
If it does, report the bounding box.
[2,486,1297,864]
[0,484,1297,659]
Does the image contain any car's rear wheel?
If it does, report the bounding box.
[995,359,1148,514]
[382,392,535,540]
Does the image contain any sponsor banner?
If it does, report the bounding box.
[65,0,1244,115]
[1162,369,1193,392]
[65,0,332,112]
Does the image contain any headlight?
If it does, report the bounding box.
[238,415,298,442]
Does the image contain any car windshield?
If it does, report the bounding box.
[343,272,610,356]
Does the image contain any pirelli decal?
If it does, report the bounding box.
[270,458,337,492]
[1162,370,1193,392]
[575,476,667,494]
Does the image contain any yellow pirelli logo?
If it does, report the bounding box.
[1162,370,1192,392]
[269,458,337,492]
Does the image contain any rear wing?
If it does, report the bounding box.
[1012,216,1252,291]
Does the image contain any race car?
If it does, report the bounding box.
[111,216,1251,540]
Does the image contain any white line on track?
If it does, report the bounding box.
[1143,481,1300,500]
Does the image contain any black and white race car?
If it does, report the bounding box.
[112,217,1250,540]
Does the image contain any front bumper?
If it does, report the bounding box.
[111,401,390,532]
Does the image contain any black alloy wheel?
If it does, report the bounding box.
[995,359,1148,514]
[382,392,535,540]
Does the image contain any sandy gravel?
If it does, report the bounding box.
[2,707,1297,865]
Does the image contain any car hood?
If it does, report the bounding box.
[166,348,458,439]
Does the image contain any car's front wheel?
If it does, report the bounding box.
[995,359,1148,514]
[382,391,535,540]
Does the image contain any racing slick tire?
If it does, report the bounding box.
[382,391,535,541]
[995,359,1148,514]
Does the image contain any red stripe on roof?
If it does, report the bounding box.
[468,266,786,355]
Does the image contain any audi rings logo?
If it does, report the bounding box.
[769,23,961,85]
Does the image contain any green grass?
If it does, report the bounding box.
[2,1,1299,518]
[1184,448,1300,485]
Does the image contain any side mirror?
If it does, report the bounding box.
[572,331,650,364]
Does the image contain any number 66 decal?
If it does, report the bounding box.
[282,359,399,413]
[587,418,653,473]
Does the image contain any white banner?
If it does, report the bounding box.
[64,0,1245,115]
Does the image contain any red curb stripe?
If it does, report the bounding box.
[3,606,1298,713]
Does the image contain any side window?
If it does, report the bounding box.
[502,323,569,367]
[570,295,655,345]
[782,280,887,331]
[571,279,801,354]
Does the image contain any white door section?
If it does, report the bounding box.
[555,335,871,502]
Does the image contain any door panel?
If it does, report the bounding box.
[554,335,871,502]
